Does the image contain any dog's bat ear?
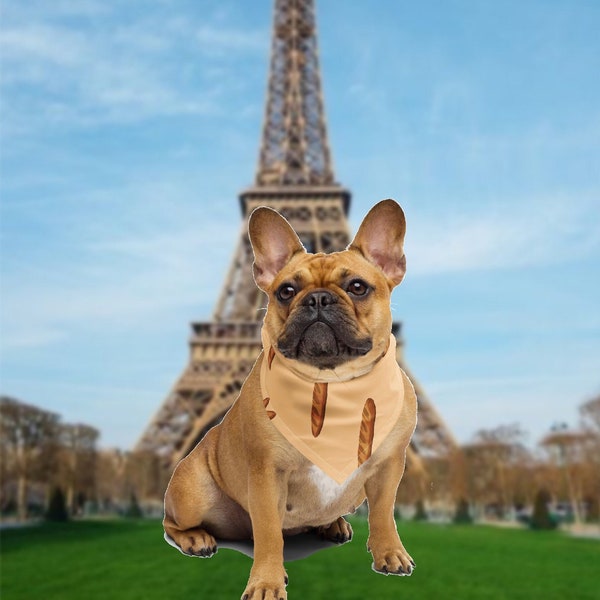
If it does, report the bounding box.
[249,207,305,290]
[349,199,407,287]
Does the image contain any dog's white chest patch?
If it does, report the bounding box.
[307,464,358,506]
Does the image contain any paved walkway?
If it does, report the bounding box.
[564,523,600,539]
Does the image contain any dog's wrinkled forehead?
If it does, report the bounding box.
[273,251,380,290]
[287,254,349,286]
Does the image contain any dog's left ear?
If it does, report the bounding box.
[349,199,406,287]
[249,207,305,291]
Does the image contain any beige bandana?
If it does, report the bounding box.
[260,329,404,484]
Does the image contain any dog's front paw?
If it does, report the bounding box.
[242,570,288,600]
[317,516,353,544]
[369,542,415,576]
[167,527,217,558]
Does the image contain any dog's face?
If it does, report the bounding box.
[249,200,407,381]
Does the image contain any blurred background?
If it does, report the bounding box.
[1,1,599,596]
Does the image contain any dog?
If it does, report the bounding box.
[164,199,418,600]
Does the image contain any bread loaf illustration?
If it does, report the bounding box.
[358,397,376,465]
[268,346,276,369]
[263,397,276,420]
[311,382,328,437]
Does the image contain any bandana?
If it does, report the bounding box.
[260,329,404,484]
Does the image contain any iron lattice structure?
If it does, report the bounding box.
[135,0,456,471]
[257,0,333,186]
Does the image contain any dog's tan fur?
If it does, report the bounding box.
[164,200,417,599]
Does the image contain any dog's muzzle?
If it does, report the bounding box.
[278,289,373,368]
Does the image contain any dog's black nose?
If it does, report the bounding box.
[303,289,337,308]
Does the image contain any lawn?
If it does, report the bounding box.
[1,518,598,599]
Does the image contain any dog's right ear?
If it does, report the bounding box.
[248,207,305,291]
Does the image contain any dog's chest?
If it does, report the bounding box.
[283,463,366,529]
[306,465,355,505]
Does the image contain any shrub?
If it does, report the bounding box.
[585,496,599,523]
[124,492,143,519]
[45,487,69,522]
[413,498,428,521]
[530,489,557,530]
[453,497,473,524]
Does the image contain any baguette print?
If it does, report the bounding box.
[311,382,328,437]
[358,397,376,466]
[263,397,276,420]
[268,346,276,370]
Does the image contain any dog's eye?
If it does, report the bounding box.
[347,280,369,296]
[276,284,296,302]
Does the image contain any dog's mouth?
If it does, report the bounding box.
[279,321,372,369]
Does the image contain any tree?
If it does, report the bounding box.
[580,395,600,432]
[96,449,127,511]
[540,423,588,524]
[124,450,167,502]
[0,397,60,520]
[449,448,468,505]
[579,396,600,522]
[394,450,427,508]
[58,423,100,515]
[462,424,530,518]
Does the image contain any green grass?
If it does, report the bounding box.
[1,518,598,599]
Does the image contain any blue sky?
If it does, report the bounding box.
[1,0,598,450]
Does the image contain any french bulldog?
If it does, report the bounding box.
[164,199,418,600]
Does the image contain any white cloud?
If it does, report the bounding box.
[407,194,600,275]
[1,223,238,350]
[0,173,243,351]
[0,25,86,68]
[195,25,267,54]
[0,5,266,133]
[0,328,68,350]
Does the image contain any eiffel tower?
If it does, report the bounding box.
[135,0,456,474]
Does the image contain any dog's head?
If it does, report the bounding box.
[249,199,406,381]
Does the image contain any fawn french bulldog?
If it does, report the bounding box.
[164,199,417,600]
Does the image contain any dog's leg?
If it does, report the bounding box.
[163,452,218,558]
[317,516,353,543]
[242,463,289,600]
[364,452,415,576]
